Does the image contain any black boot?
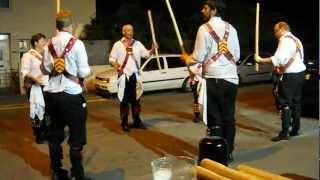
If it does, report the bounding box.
[120,105,130,132]
[289,129,299,137]
[131,102,147,129]
[70,147,91,180]
[49,143,69,180]
[52,168,69,180]
[271,131,289,142]
[120,112,130,132]
[133,113,146,129]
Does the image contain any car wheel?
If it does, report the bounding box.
[181,77,192,92]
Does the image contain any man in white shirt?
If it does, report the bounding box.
[181,0,240,162]
[255,22,306,142]
[20,33,48,144]
[109,24,156,132]
[42,10,91,180]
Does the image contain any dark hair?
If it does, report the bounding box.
[56,10,73,30]
[203,0,226,16]
[30,33,46,48]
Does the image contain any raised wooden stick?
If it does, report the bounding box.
[56,0,60,13]
[147,10,161,69]
[255,3,260,71]
[165,0,185,53]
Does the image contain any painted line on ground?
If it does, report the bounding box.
[0,98,107,111]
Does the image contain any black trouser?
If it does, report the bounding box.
[206,78,238,153]
[190,80,200,116]
[272,72,281,110]
[278,71,305,133]
[120,74,141,125]
[45,92,87,179]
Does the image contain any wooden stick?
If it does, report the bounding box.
[200,159,260,180]
[56,0,60,13]
[195,166,231,180]
[237,164,293,180]
[147,10,161,69]
[165,0,185,53]
[255,3,260,71]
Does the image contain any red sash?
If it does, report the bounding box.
[48,38,83,86]
[118,39,139,76]
[274,35,302,74]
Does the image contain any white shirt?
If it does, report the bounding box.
[109,38,151,76]
[271,32,306,73]
[192,17,240,84]
[43,31,90,94]
[20,49,48,85]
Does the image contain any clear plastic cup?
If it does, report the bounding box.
[151,156,196,180]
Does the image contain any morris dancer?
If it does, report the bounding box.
[255,22,306,141]
[42,10,91,180]
[181,0,240,162]
[20,33,49,144]
[109,24,157,132]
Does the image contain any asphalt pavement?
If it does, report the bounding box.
[0,84,318,180]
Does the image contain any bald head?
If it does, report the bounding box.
[274,22,290,32]
[274,21,290,39]
[122,24,134,39]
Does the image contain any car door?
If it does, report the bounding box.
[239,54,272,83]
[164,56,189,89]
[140,56,167,91]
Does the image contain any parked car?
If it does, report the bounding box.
[95,54,190,96]
[302,60,319,117]
[237,53,273,84]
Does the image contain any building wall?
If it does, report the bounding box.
[0,0,96,70]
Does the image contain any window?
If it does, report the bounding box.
[0,0,9,8]
[143,58,159,71]
[166,56,185,68]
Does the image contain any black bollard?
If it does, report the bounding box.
[198,126,228,166]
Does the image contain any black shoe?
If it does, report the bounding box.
[121,124,130,132]
[289,131,299,137]
[52,168,70,180]
[133,121,147,129]
[271,132,289,142]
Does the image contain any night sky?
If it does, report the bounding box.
[95,0,318,58]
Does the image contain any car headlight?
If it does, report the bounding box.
[96,77,110,83]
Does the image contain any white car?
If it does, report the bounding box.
[237,53,273,84]
[95,54,190,96]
